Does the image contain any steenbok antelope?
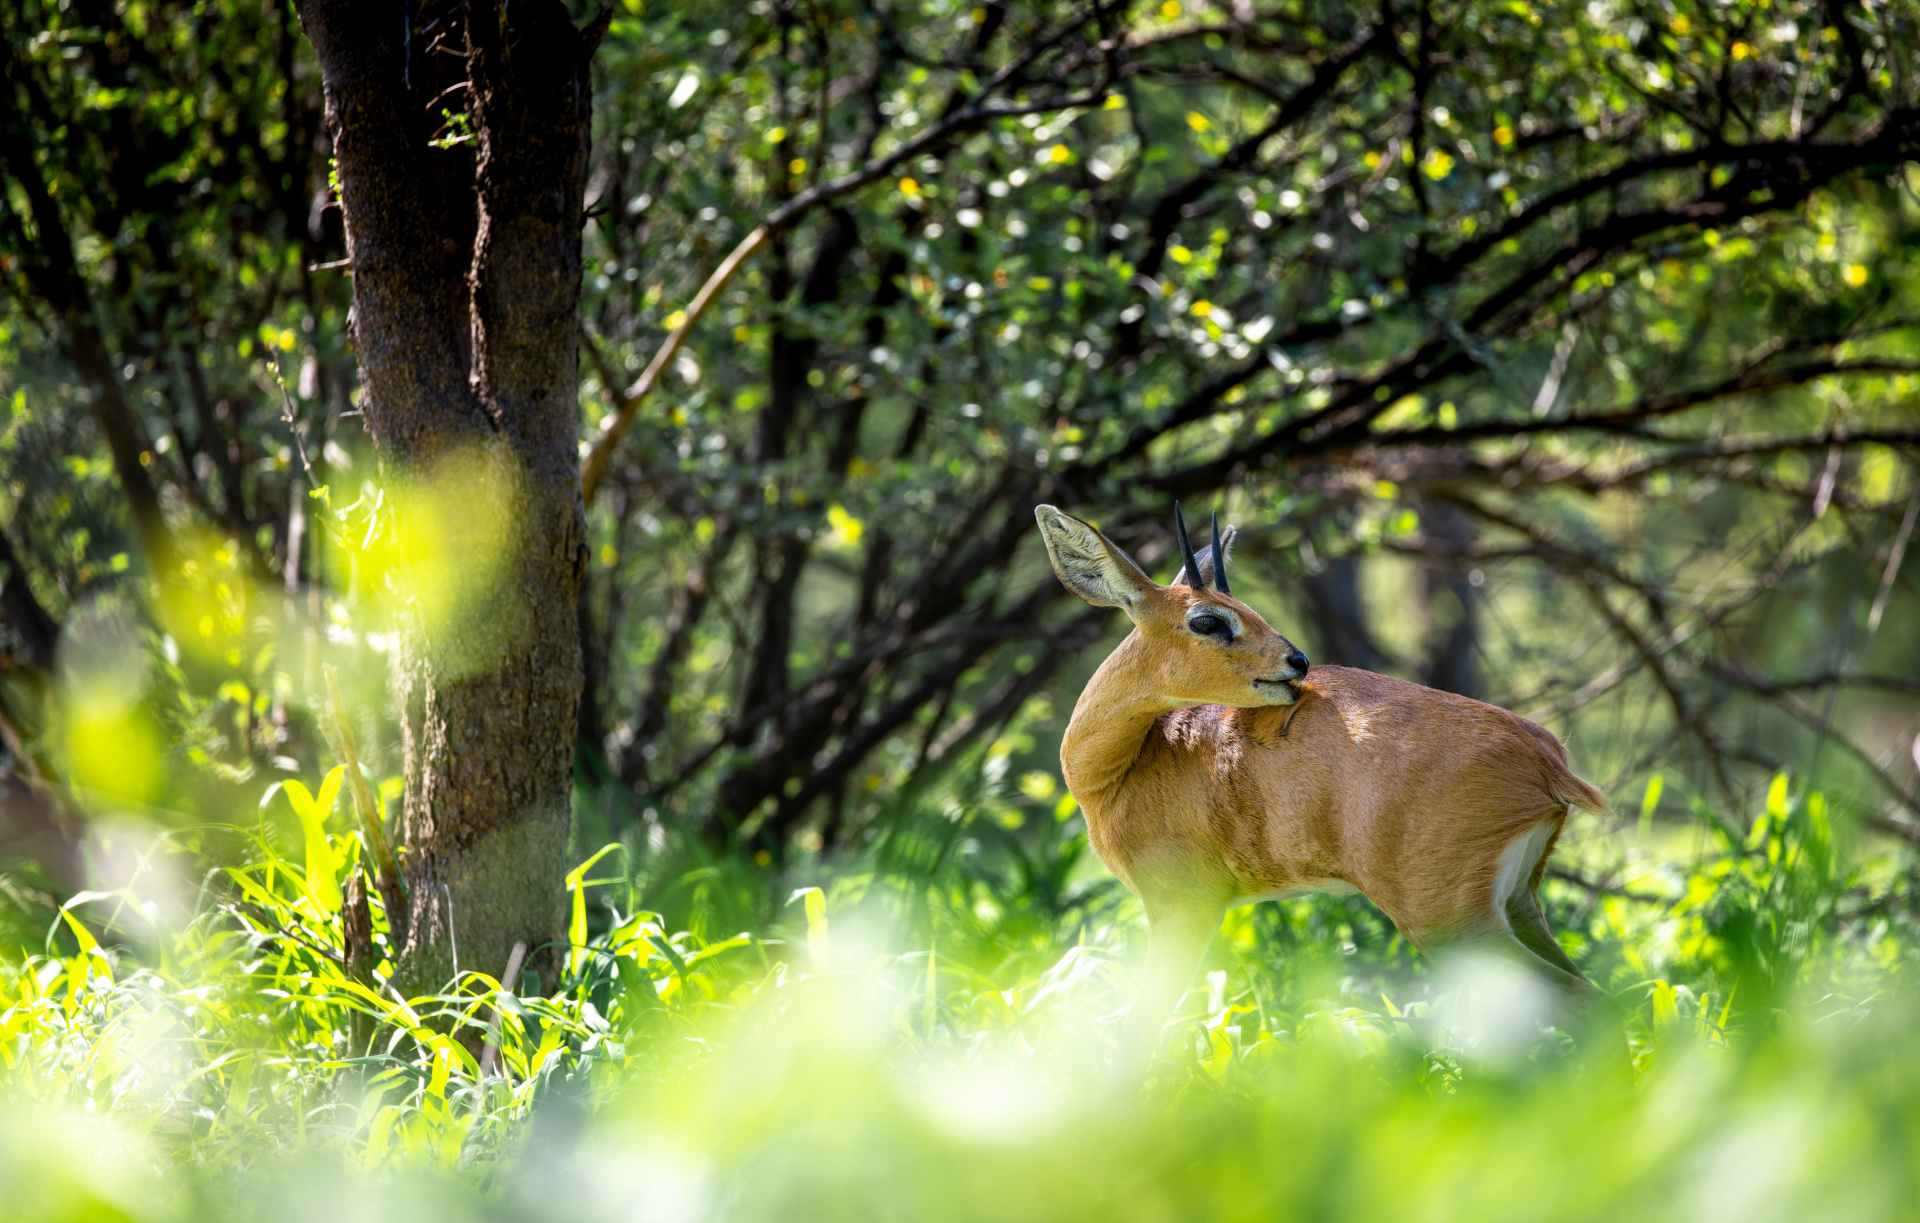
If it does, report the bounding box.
[1033,503,1609,1065]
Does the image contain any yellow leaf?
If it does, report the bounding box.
[277,776,342,914]
[1651,980,1678,1029]
[567,843,624,976]
[364,1104,401,1168]
[61,908,100,962]
[1638,773,1664,837]
[1186,112,1210,133]
[826,503,864,546]
[792,886,830,970]
[1859,446,1895,500]
[521,1026,563,1078]
[316,765,346,824]
[426,1039,452,1101]
[1205,1026,1234,1078]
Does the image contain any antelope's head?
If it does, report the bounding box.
[1034,503,1311,707]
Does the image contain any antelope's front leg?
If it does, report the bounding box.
[1117,898,1224,1075]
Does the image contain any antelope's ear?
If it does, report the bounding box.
[1171,524,1237,588]
[1034,505,1155,614]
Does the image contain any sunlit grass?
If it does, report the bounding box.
[3,756,1917,1220]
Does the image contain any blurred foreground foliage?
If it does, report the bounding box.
[4,753,1919,1221]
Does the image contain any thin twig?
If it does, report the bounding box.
[580,12,1122,501]
[1866,493,1919,638]
[478,939,528,1079]
[267,352,321,493]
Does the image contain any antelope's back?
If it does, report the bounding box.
[1230,667,1592,924]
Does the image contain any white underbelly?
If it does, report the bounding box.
[1234,878,1362,906]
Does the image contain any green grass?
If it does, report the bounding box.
[2,767,1918,1221]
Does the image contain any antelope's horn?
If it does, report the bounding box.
[1211,511,1230,595]
[1174,502,1204,588]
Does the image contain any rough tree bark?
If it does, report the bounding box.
[295,0,600,991]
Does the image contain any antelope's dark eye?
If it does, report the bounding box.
[1188,613,1228,638]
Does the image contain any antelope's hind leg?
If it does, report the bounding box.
[1497,823,1601,1008]
[1502,889,1628,1069]
[1505,888,1587,985]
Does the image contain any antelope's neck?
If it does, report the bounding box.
[1060,632,1170,811]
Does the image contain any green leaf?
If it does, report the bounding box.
[275,773,342,914]
[280,779,317,821]
[60,907,100,959]
[1638,773,1664,838]
[315,765,346,823]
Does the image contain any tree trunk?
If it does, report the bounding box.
[1303,551,1382,672]
[1419,500,1480,699]
[295,0,599,992]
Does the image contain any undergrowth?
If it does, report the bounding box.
[2,763,1918,1222]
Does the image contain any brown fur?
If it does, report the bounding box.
[1067,655,1608,949]
[1034,505,1609,1061]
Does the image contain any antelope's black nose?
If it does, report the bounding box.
[1287,649,1310,675]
